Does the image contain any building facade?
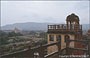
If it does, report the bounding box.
[47,13,83,54]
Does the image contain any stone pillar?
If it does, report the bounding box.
[67,21,69,30]
[47,34,50,43]
[70,21,72,30]
[54,34,57,42]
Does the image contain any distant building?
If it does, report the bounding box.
[13,27,21,33]
[47,13,83,54]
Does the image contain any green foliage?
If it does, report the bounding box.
[0,37,9,45]
[0,31,9,45]
[0,31,7,37]
[8,31,23,37]
[0,31,23,45]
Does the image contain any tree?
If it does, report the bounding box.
[8,31,23,37]
[0,31,9,45]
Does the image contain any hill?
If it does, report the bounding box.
[1,22,90,31]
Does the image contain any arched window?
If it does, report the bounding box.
[56,35,61,41]
[49,35,54,41]
[64,35,70,42]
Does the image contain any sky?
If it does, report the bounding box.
[1,1,90,26]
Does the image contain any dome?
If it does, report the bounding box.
[66,13,79,22]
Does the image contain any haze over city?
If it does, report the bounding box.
[1,1,89,26]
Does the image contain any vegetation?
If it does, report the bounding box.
[8,31,23,37]
[0,31,23,46]
[0,30,47,55]
[0,31,9,45]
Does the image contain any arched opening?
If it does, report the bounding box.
[49,35,54,41]
[56,35,61,41]
[64,35,70,42]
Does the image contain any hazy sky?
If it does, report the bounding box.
[1,1,89,26]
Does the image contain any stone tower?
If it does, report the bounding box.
[47,13,82,54]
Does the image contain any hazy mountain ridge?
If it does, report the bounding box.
[1,22,52,31]
[1,22,90,31]
[82,24,90,31]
